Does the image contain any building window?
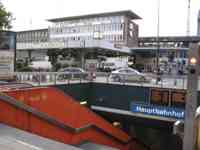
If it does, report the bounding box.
[119,35,121,41]
[120,23,124,30]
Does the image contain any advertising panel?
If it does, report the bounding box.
[0,31,16,79]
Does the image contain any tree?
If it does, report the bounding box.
[0,1,13,30]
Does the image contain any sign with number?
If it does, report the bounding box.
[150,89,169,105]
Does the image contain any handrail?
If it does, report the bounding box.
[0,91,131,145]
[173,120,184,139]
[195,106,200,150]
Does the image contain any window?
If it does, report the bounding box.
[129,31,133,37]
[120,23,124,30]
[114,35,117,41]
[119,70,126,73]
[129,23,134,29]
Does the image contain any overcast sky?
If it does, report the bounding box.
[2,0,200,37]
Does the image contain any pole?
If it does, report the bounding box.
[183,43,200,150]
[187,0,191,36]
[198,9,200,36]
[156,0,160,84]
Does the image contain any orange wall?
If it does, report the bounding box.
[0,87,135,150]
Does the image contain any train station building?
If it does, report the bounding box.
[16,10,141,69]
[16,10,200,72]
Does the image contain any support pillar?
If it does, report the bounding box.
[28,50,32,63]
[80,50,85,69]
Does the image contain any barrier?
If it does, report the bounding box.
[12,72,189,90]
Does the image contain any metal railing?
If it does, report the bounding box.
[195,106,200,150]
[14,72,90,86]
[10,71,190,89]
[173,120,184,139]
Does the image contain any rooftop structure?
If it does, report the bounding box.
[47,10,141,22]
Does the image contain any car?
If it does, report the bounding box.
[0,81,8,84]
[110,67,152,82]
[58,67,89,80]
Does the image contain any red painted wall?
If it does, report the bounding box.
[0,87,136,150]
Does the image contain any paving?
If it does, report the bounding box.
[0,124,81,150]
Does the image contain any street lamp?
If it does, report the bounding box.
[156,0,160,84]
[187,0,191,36]
[183,44,200,150]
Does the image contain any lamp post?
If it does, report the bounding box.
[187,0,191,36]
[197,9,200,36]
[183,44,200,150]
[156,0,160,84]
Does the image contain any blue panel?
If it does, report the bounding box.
[130,103,185,119]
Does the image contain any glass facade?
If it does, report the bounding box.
[49,16,125,43]
[17,30,48,43]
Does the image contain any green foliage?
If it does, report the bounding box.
[53,63,61,71]
[61,63,69,68]
[16,60,33,72]
[18,66,33,72]
[131,64,144,72]
[71,64,78,67]
[0,2,13,29]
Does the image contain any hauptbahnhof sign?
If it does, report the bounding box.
[131,103,185,119]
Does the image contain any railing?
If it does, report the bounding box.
[173,120,184,139]
[195,106,200,150]
[14,72,90,86]
[11,71,190,89]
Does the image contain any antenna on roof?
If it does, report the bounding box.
[29,18,32,29]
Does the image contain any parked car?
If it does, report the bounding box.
[0,81,8,84]
[110,67,152,82]
[58,67,89,80]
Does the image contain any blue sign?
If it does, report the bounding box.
[130,103,185,119]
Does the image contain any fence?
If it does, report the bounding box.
[12,72,191,90]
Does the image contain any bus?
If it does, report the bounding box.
[0,31,16,81]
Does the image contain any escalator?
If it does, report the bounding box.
[0,86,137,150]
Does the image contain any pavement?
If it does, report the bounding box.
[0,124,81,150]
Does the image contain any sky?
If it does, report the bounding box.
[2,0,200,37]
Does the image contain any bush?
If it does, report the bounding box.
[18,66,33,72]
[133,64,144,72]
[61,64,69,68]
[53,63,61,71]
